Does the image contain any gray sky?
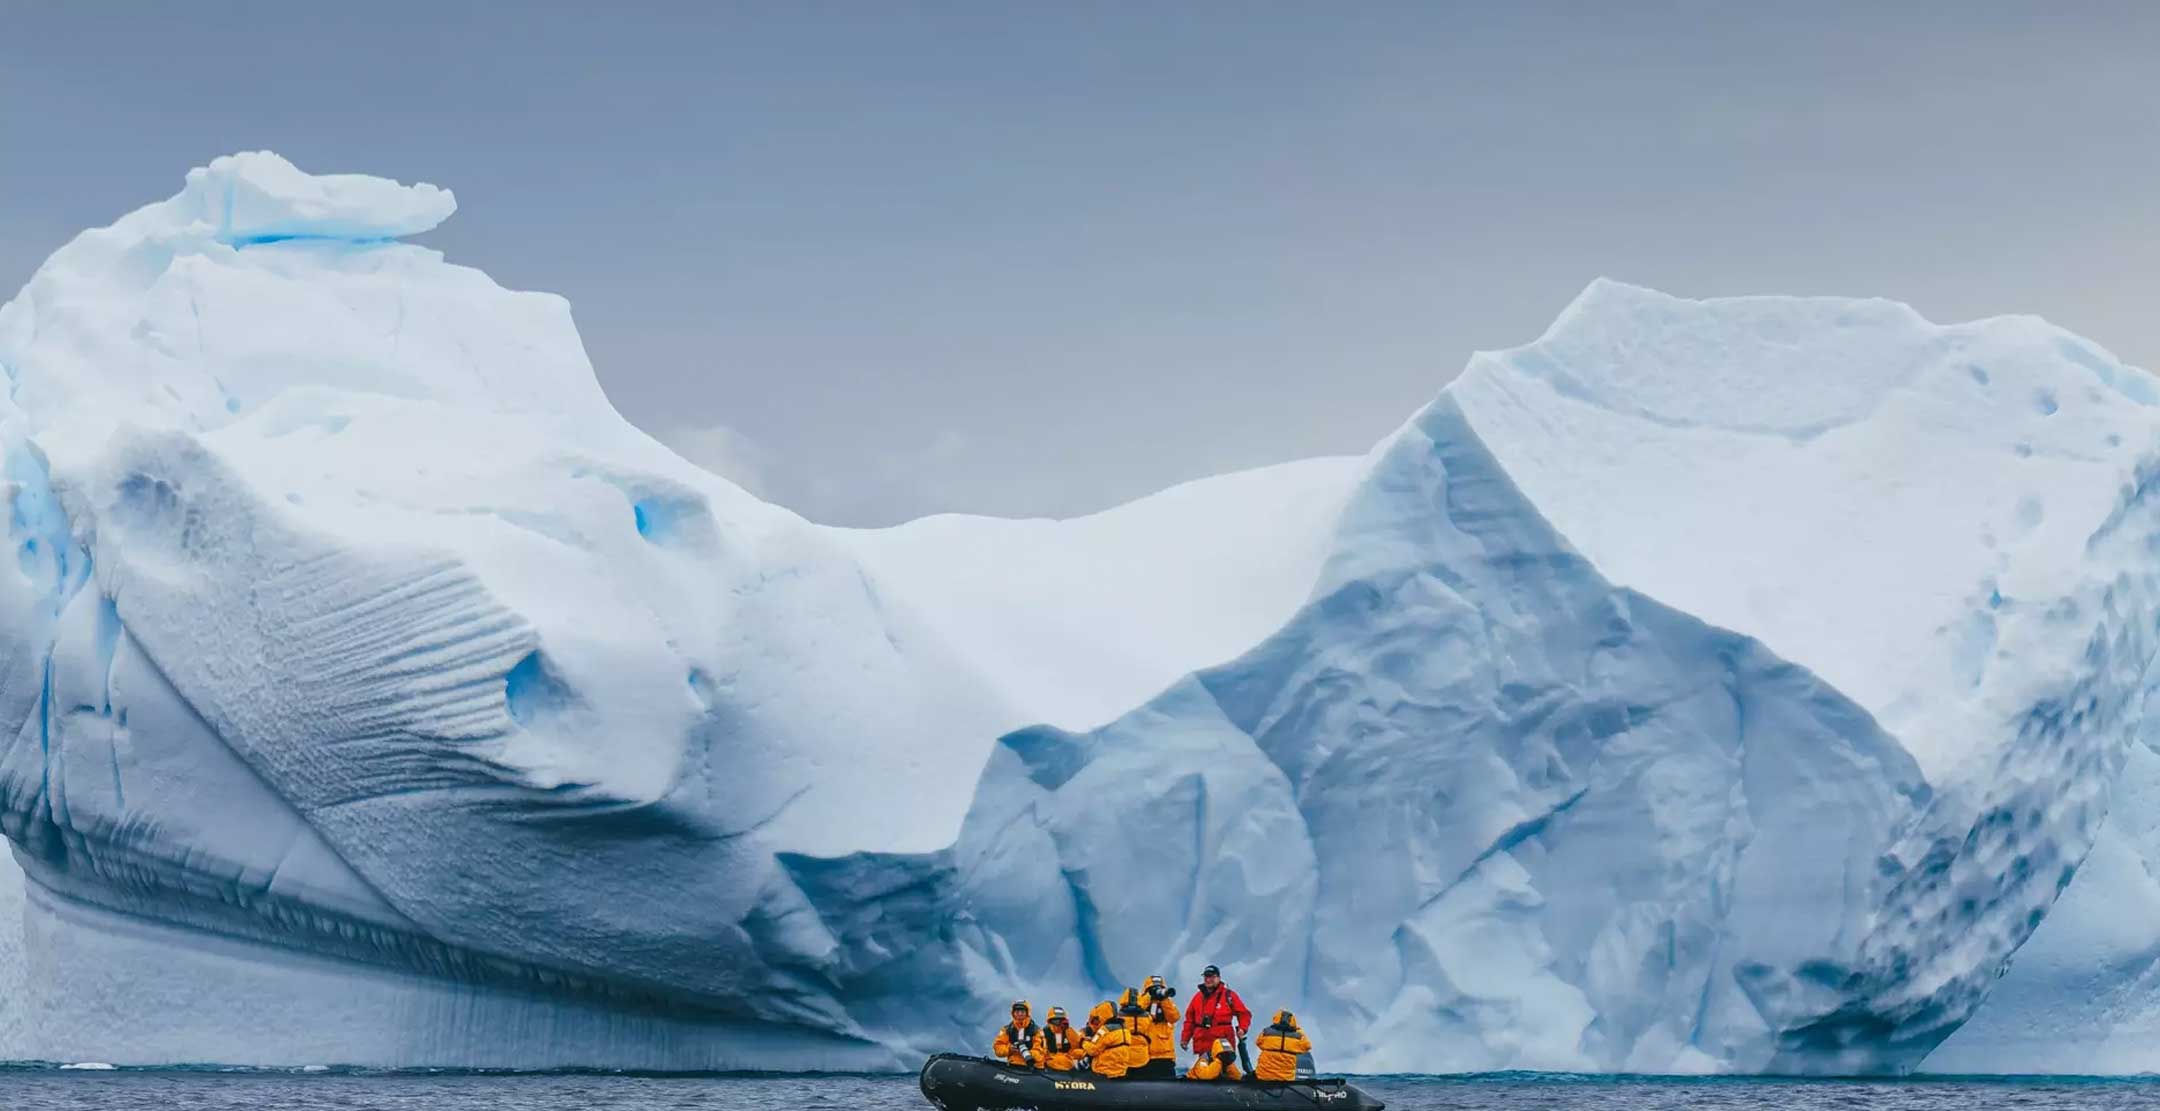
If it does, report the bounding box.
[4,3,2155,525]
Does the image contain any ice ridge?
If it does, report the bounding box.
[176,152,455,244]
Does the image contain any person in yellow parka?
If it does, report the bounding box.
[1139,975,1181,1078]
[1114,985,1166,1072]
[1185,1037,1243,1081]
[1039,1007,1082,1072]
[1253,1010,1312,1082]
[993,1000,1043,1068]
[1117,990,1159,1076]
[1081,1005,1136,1078]
[1077,1001,1114,1072]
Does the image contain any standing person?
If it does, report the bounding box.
[1040,1007,1082,1072]
[1120,984,1175,1079]
[1139,975,1181,1078]
[1180,964,1252,1063]
[993,1000,1042,1068]
[1116,990,1157,1076]
[1253,1011,1312,1082]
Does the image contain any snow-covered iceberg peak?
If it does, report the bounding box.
[0,151,606,442]
[1455,279,2159,778]
[1492,277,1940,439]
[171,151,457,244]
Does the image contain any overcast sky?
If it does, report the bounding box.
[4,2,2155,525]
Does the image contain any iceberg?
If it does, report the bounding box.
[831,281,2160,1074]
[0,153,1357,1067]
[1,154,2157,1073]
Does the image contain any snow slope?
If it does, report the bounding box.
[843,457,1362,732]
[1454,281,2160,780]
[4,155,2159,1073]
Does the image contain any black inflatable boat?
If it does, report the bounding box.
[918,1054,1386,1111]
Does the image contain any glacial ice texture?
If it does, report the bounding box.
[2,155,2159,1073]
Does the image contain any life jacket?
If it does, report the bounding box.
[1116,1000,1153,1070]
[1183,983,1249,1045]
[1041,1024,1081,1071]
[1254,1020,1310,1082]
[995,1019,1040,1066]
[1119,989,1173,1063]
[1143,999,1178,1060]
[1078,1001,1114,1072]
[1085,1018,1133,1078]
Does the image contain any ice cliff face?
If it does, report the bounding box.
[1,155,2157,1073]
[1441,287,2160,1071]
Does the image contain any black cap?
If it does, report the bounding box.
[1202,964,1221,976]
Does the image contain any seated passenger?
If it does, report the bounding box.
[1253,1011,1311,1082]
[1082,1007,1136,1078]
[1040,1007,1081,1072]
[1185,1038,1244,1081]
[993,1000,1042,1068]
[1077,1001,1113,1072]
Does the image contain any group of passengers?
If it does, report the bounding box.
[991,964,1312,1083]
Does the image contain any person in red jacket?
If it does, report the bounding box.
[1180,964,1251,1059]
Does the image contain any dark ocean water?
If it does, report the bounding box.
[5,1071,2160,1111]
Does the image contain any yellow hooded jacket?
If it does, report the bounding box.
[993,1008,1044,1068]
[1116,991,1155,1071]
[1254,1012,1311,1082]
[1040,1014,1083,1071]
[1186,1038,1244,1081]
[1077,1001,1113,1070]
[1140,977,1180,1061]
[1083,1016,1135,1078]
